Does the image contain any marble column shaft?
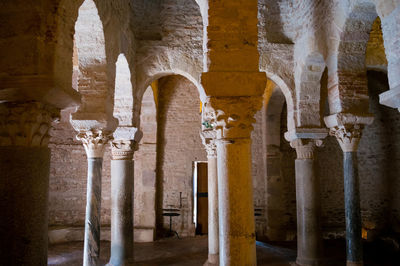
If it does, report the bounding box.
[344,151,363,265]
[291,139,324,266]
[77,130,111,266]
[201,131,219,265]
[109,140,135,266]
[330,125,364,266]
[208,154,219,264]
[84,157,103,266]
[0,102,58,266]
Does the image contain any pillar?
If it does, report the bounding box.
[329,124,365,266]
[77,130,111,266]
[290,139,324,266]
[0,102,59,265]
[108,126,142,266]
[201,130,219,265]
[379,5,400,112]
[109,140,134,266]
[205,96,262,266]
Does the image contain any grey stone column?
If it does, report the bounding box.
[108,139,136,266]
[329,125,365,266]
[77,130,111,266]
[201,130,219,265]
[0,102,59,266]
[206,96,262,266]
[290,138,324,266]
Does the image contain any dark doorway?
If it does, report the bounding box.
[194,162,208,235]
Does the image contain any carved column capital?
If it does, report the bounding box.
[329,124,363,152]
[200,130,217,158]
[110,140,137,160]
[110,127,143,160]
[290,139,324,159]
[206,96,263,139]
[0,102,59,147]
[77,130,112,158]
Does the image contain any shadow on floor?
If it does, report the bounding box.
[48,236,290,266]
[48,237,400,265]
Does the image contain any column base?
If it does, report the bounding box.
[204,254,219,265]
[346,261,363,266]
[107,257,135,266]
[296,257,324,266]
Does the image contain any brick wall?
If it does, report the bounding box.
[155,75,206,237]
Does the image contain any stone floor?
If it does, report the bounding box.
[48,237,400,266]
[48,236,292,266]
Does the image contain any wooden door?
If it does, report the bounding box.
[196,162,208,235]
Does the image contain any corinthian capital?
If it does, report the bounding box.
[110,127,142,160]
[200,130,217,158]
[290,139,323,159]
[329,125,363,152]
[111,140,136,160]
[324,113,373,152]
[0,102,59,147]
[77,130,112,158]
[207,96,262,139]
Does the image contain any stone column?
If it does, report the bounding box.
[201,130,219,265]
[290,138,324,266]
[205,97,262,266]
[108,139,135,266]
[77,130,111,266]
[0,102,59,265]
[108,126,142,266]
[329,125,364,266]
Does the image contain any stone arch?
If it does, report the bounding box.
[136,50,205,104]
[328,1,378,114]
[372,0,400,91]
[53,0,88,101]
[264,71,296,132]
[73,0,108,115]
[262,84,291,241]
[114,54,134,127]
[55,0,134,124]
[133,85,158,242]
[143,74,205,238]
[252,80,297,241]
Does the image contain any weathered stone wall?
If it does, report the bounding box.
[155,75,206,237]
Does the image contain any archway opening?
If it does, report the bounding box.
[251,79,296,242]
[135,74,206,240]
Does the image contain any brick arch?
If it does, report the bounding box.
[134,73,204,129]
[136,48,205,104]
[328,1,378,114]
[54,0,134,119]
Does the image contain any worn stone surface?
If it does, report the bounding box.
[0,147,51,266]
